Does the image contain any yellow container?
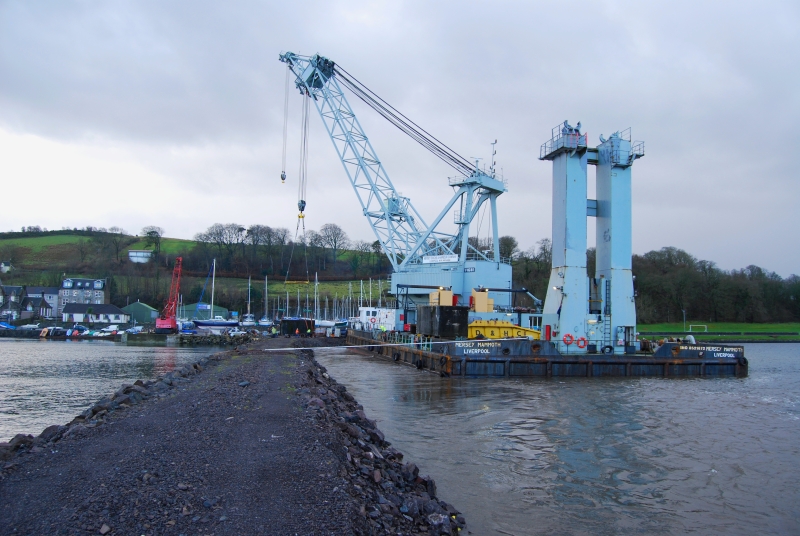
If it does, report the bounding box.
[429,289,454,306]
[468,319,541,340]
[471,289,490,312]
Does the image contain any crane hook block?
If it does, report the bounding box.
[298,199,306,213]
[281,171,286,183]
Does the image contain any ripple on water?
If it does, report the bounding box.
[315,343,800,535]
[0,339,222,441]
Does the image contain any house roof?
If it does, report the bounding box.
[21,296,50,309]
[26,286,60,295]
[62,303,126,315]
[122,301,158,312]
[62,278,105,290]
[1,286,23,294]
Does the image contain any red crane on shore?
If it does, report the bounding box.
[155,257,182,334]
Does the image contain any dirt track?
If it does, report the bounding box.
[0,337,465,535]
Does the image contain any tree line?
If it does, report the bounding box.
[511,240,800,323]
[4,226,797,323]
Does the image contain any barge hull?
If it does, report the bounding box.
[346,333,748,378]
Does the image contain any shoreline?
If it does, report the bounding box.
[0,337,465,535]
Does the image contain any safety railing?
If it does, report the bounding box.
[383,331,435,352]
[464,251,512,265]
[540,124,588,159]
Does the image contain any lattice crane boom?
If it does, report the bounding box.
[155,256,182,334]
[278,52,507,270]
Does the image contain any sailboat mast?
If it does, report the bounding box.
[210,259,216,319]
[247,276,251,316]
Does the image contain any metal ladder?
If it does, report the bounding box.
[603,279,612,347]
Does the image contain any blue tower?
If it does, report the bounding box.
[540,122,644,354]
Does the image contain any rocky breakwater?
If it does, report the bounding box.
[0,338,465,535]
[298,347,466,535]
[178,333,256,345]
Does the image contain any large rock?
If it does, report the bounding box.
[8,434,34,451]
[38,425,65,443]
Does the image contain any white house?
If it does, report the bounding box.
[128,250,153,263]
[62,303,130,324]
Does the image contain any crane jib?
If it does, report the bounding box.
[277,50,505,271]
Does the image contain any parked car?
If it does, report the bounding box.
[101,325,120,333]
[125,326,144,334]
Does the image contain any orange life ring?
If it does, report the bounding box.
[576,337,587,349]
[369,317,377,324]
[563,333,574,345]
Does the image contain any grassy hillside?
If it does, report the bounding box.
[0,234,87,251]
[639,322,800,341]
[639,322,800,333]
[123,237,197,255]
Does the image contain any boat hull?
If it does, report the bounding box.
[193,320,239,328]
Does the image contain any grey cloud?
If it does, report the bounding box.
[0,0,798,274]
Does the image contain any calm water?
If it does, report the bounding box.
[0,339,222,442]
[316,343,800,535]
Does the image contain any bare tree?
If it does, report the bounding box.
[107,227,132,263]
[306,230,326,271]
[246,224,272,267]
[319,223,350,268]
[196,223,246,270]
[76,239,90,262]
[273,227,290,271]
[141,226,165,257]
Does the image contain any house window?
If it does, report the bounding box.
[62,290,69,296]
[94,280,103,289]
[94,291,103,298]
[63,280,73,288]
[62,299,68,305]
[73,290,78,296]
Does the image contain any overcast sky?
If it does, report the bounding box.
[1,0,797,276]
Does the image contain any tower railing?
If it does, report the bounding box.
[539,125,588,159]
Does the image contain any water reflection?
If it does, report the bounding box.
[0,339,222,441]
[316,344,800,535]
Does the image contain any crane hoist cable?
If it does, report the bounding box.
[283,215,310,284]
[281,64,290,184]
[297,92,310,218]
[285,92,311,284]
[333,65,476,177]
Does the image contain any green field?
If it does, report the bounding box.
[0,234,86,252]
[639,322,800,333]
[639,322,800,341]
[124,237,197,255]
